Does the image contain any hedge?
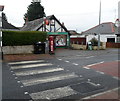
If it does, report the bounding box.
[2,31,47,46]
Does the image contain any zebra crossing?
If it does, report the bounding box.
[8,59,81,100]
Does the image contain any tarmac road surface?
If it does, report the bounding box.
[2,48,120,100]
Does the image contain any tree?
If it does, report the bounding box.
[24,2,46,22]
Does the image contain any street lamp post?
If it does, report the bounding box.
[98,0,101,50]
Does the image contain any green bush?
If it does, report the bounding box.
[90,37,102,46]
[2,31,47,46]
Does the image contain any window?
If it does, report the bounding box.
[116,37,120,43]
[107,38,115,43]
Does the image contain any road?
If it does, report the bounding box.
[2,48,120,100]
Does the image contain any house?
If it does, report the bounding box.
[81,22,118,43]
[21,15,68,32]
[21,15,70,48]
[2,19,19,31]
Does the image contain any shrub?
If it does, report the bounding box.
[2,31,47,46]
[89,37,102,46]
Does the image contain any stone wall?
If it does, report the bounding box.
[3,45,34,54]
[71,44,87,50]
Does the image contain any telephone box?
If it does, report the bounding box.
[49,36,55,54]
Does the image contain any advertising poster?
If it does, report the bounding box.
[56,35,66,46]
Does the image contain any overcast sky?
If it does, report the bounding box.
[0,0,119,32]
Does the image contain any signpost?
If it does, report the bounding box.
[0,5,4,60]
[0,5,4,101]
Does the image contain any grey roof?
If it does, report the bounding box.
[2,19,19,30]
[82,22,116,34]
[20,15,68,32]
[21,18,43,31]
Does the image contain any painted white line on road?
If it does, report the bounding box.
[58,58,62,61]
[20,86,23,88]
[8,60,45,65]
[11,63,53,70]
[88,81,100,87]
[112,76,120,80]
[83,67,90,69]
[22,73,78,86]
[72,63,79,66]
[15,77,18,79]
[96,71,105,74]
[85,56,95,59]
[87,61,104,67]
[82,87,119,99]
[15,68,64,76]
[30,86,77,100]
[65,61,70,63]
[17,81,21,83]
[24,92,28,94]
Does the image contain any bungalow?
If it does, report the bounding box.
[21,15,70,48]
[2,19,19,31]
[81,22,118,43]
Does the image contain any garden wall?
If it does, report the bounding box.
[3,45,34,54]
[106,42,120,48]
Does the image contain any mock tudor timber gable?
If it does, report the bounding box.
[21,15,68,33]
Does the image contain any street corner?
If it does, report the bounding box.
[84,61,119,78]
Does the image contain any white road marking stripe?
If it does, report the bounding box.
[24,92,29,95]
[83,67,90,69]
[22,73,78,86]
[8,60,45,65]
[11,63,53,70]
[82,87,119,99]
[58,58,62,60]
[65,61,70,63]
[87,61,104,67]
[72,63,79,66]
[112,76,120,80]
[15,68,64,76]
[30,86,77,100]
[96,71,105,74]
[85,56,95,59]
[17,81,21,83]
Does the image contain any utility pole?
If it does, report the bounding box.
[118,1,120,35]
[98,0,101,50]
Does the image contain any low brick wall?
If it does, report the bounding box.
[106,42,120,48]
[71,42,106,50]
[71,44,87,50]
[3,45,34,54]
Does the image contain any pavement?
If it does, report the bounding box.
[2,48,120,100]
